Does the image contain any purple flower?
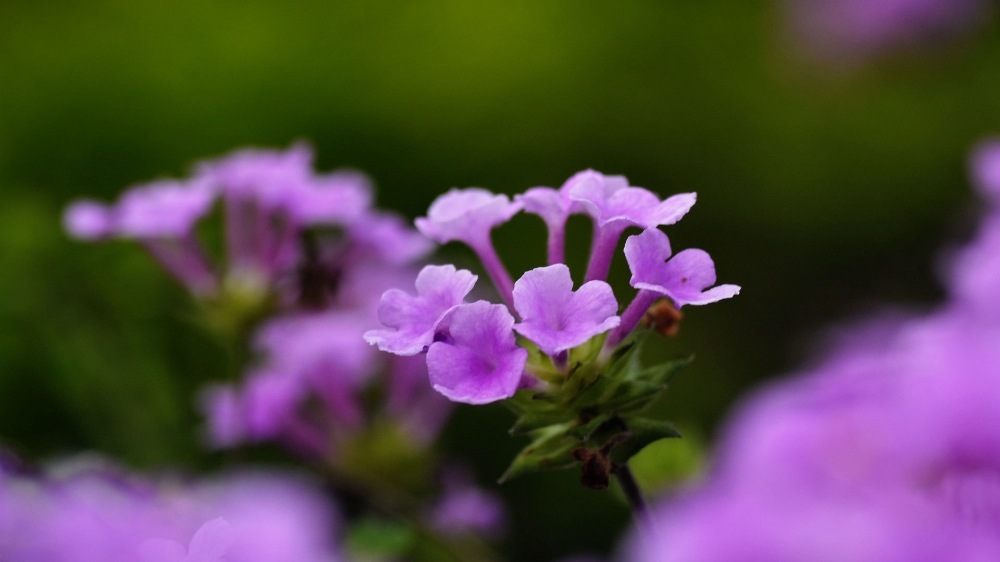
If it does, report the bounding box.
[196,143,313,209]
[566,171,696,282]
[0,462,343,562]
[139,518,233,562]
[971,139,1000,202]
[624,228,740,308]
[347,211,435,266]
[512,264,620,359]
[64,179,216,240]
[515,171,593,264]
[287,170,373,226]
[364,265,478,356]
[788,0,988,62]
[415,188,522,309]
[63,179,218,295]
[426,301,529,404]
[430,470,506,538]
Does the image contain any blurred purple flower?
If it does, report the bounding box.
[415,188,522,309]
[566,171,695,282]
[512,264,620,359]
[384,355,455,445]
[788,0,989,62]
[426,301,529,404]
[347,211,435,266]
[630,154,1000,561]
[430,470,506,538]
[63,179,218,295]
[364,265,478,356]
[139,518,233,562]
[0,462,343,562]
[971,139,1000,202]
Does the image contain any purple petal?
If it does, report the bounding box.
[348,212,435,265]
[64,180,216,241]
[257,312,377,387]
[415,188,522,248]
[516,187,568,229]
[625,228,740,308]
[568,172,696,230]
[431,484,506,537]
[197,143,314,209]
[364,265,478,356]
[138,539,187,562]
[290,170,373,226]
[243,372,307,441]
[188,517,233,560]
[64,200,113,240]
[512,264,620,356]
[115,179,216,238]
[200,385,247,449]
[427,301,528,404]
[971,139,1000,202]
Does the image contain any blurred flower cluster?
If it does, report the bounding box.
[48,145,505,562]
[633,140,1000,561]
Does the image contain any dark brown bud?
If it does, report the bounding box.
[642,299,683,337]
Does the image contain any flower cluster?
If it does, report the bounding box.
[632,140,1000,561]
[366,170,738,483]
[0,458,343,562]
[63,145,506,555]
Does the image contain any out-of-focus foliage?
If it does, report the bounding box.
[2,1,999,560]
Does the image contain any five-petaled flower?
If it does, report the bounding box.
[512,264,620,361]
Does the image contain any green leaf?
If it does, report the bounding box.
[610,417,682,464]
[509,409,575,434]
[630,356,692,385]
[499,423,579,483]
[566,413,613,440]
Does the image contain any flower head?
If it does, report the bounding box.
[512,264,620,357]
[427,301,528,404]
[364,265,478,356]
[624,228,740,308]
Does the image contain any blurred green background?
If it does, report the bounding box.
[1,1,998,560]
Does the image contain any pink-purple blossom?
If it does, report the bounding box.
[426,301,529,405]
[415,188,522,309]
[565,171,696,282]
[512,264,620,359]
[624,228,740,308]
[364,265,478,356]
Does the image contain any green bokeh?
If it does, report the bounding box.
[2,1,998,560]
